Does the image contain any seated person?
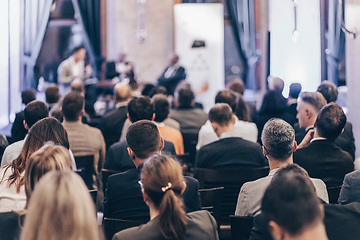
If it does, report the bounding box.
[103,120,201,221]
[235,119,328,217]
[338,169,360,205]
[195,103,267,170]
[113,154,219,240]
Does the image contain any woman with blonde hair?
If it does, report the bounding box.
[20,170,102,240]
[113,154,219,240]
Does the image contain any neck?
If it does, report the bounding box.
[313,129,322,139]
[217,124,235,137]
[134,158,147,168]
[149,206,160,220]
[268,156,293,171]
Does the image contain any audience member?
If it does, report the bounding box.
[294,103,354,187]
[10,89,36,144]
[0,135,8,163]
[45,85,61,112]
[286,82,302,126]
[2,101,49,167]
[103,120,201,221]
[267,76,285,97]
[195,103,267,170]
[105,97,176,172]
[20,170,101,240]
[338,169,360,205]
[152,94,184,155]
[235,119,328,217]
[0,117,70,212]
[113,154,218,240]
[197,90,258,150]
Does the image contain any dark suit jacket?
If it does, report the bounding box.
[338,169,360,205]
[293,139,354,187]
[113,210,219,240]
[99,106,128,151]
[0,211,23,240]
[10,111,27,144]
[157,66,185,96]
[103,166,202,221]
[249,202,360,240]
[195,137,267,170]
[104,140,176,172]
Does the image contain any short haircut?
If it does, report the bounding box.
[22,89,36,105]
[24,101,49,128]
[315,102,346,140]
[261,118,295,161]
[289,83,302,99]
[215,90,237,113]
[73,45,85,54]
[149,86,167,98]
[114,83,131,102]
[152,94,170,123]
[262,164,322,236]
[126,120,162,159]
[317,80,338,103]
[45,86,60,104]
[208,103,233,126]
[268,76,284,93]
[299,92,327,112]
[127,96,153,123]
[62,92,84,121]
[177,88,194,108]
[227,77,245,95]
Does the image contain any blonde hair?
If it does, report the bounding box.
[141,154,187,240]
[20,170,101,240]
[24,142,72,205]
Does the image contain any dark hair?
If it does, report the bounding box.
[177,88,194,109]
[24,101,49,129]
[299,92,327,112]
[127,97,153,123]
[235,96,250,121]
[62,92,84,121]
[208,103,233,126]
[227,77,245,95]
[215,90,237,113]
[315,102,346,140]
[126,120,162,159]
[317,80,338,103]
[1,117,69,192]
[149,86,167,98]
[141,154,186,240]
[259,91,287,114]
[21,89,36,105]
[262,165,322,236]
[289,83,302,99]
[45,86,60,104]
[152,94,170,123]
[73,45,85,54]
[114,83,131,102]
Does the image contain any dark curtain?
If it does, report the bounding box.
[326,0,345,86]
[77,0,103,78]
[227,0,259,90]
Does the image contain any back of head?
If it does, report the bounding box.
[21,170,100,240]
[25,142,72,204]
[71,79,84,93]
[149,86,168,98]
[261,118,295,161]
[24,101,49,128]
[152,94,170,122]
[317,80,338,103]
[177,88,194,108]
[45,85,60,104]
[268,76,284,93]
[126,120,161,159]
[62,92,84,121]
[227,76,245,95]
[114,83,131,103]
[141,154,186,240]
[127,96,153,123]
[315,102,346,140]
[235,96,250,121]
[209,103,233,126]
[299,92,327,113]
[215,90,237,113]
[289,83,302,99]
[21,89,36,105]
[262,165,322,237]
[260,91,287,114]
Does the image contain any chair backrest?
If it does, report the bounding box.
[195,167,269,224]
[74,155,95,189]
[199,187,224,232]
[327,185,342,204]
[230,215,254,240]
[103,217,144,240]
[102,169,120,194]
[89,189,97,205]
[181,131,198,167]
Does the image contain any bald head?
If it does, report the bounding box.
[114,83,131,103]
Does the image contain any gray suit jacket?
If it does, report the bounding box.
[338,169,360,205]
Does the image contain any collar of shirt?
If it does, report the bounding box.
[268,168,279,176]
[115,102,128,109]
[219,131,241,139]
[305,125,314,132]
[287,98,297,106]
[154,121,166,127]
[310,137,327,143]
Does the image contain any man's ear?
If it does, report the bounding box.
[180,181,187,194]
[305,108,311,119]
[232,115,236,125]
[268,221,285,240]
[127,113,132,123]
[142,188,149,204]
[23,120,29,130]
[151,113,155,121]
[160,137,165,151]
[293,140,298,152]
[127,147,136,161]
[262,146,268,156]
[211,122,218,134]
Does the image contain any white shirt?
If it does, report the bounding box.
[0,167,26,212]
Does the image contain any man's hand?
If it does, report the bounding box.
[297,129,314,149]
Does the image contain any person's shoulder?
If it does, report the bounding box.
[187,210,215,223]
[109,140,128,151]
[345,169,360,182]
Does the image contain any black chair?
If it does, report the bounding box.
[181,131,198,169]
[102,169,120,194]
[199,187,224,232]
[74,155,95,189]
[89,189,97,205]
[194,167,270,225]
[230,215,254,240]
[327,185,342,204]
[103,217,145,240]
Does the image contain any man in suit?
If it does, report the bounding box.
[99,83,131,151]
[103,120,201,221]
[338,169,360,205]
[104,96,176,172]
[195,103,267,170]
[286,82,302,126]
[235,119,328,217]
[294,103,354,187]
[157,53,186,96]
